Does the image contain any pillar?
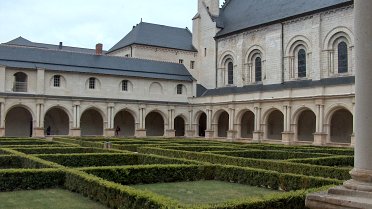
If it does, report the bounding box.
[165,108,176,138]
[313,103,326,146]
[71,102,81,137]
[135,106,146,137]
[205,108,214,138]
[306,1,372,208]
[186,109,195,137]
[33,102,45,137]
[282,105,294,144]
[105,104,115,137]
[0,102,4,136]
[227,107,236,140]
[253,106,262,142]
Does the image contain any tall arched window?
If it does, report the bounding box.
[338,42,348,73]
[13,72,28,92]
[255,57,262,82]
[227,62,234,85]
[298,49,306,78]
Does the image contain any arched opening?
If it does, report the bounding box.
[227,61,234,85]
[241,111,255,138]
[13,72,28,92]
[218,111,229,137]
[198,113,207,137]
[174,116,185,137]
[44,108,69,136]
[114,110,135,137]
[298,49,306,77]
[330,109,353,143]
[5,106,33,137]
[338,41,348,73]
[267,110,284,140]
[297,110,316,141]
[145,112,164,136]
[255,57,262,82]
[80,109,103,136]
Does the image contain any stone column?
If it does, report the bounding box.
[248,63,253,83]
[345,0,372,191]
[282,105,294,144]
[306,1,372,208]
[165,108,176,138]
[314,102,326,146]
[227,107,236,140]
[186,109,195,137]
[33,102,45,137]
[351,99,356,146]
[71,102,81,137]
[0,101,4,137]
[205,108,214,138]
[135,106,146,137]
[253,106,262,142]
[105,104,115,137]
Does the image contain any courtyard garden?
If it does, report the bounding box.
[0,137,353,208]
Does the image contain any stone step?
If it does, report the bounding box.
[328,186,372,199]
[306,191,372,209]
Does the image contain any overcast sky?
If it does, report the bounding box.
[0,0,220,50]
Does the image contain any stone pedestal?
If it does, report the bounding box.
[252,131,262,143]
[33,128,45,138]
[350,134,356,147]
[227,130,236,140]
[205,130,214,139]
[165,129,176,138]
[105,129,115,137]
[0,128,4,137]
[281,132,294,145]
[135,129,146,138]
[313,133,327,146]
[186,130,195,138]
[70,129,81,137]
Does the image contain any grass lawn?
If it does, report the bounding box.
[0,189,109,209]
[132,180,281,206]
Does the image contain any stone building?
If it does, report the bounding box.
[0,0,355,147]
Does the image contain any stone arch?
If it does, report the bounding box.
[114,110,136,137]
[85,77,101,90]
[174,114,186,137]
[324,27,354,50]
[194,111,207,137]
[5,105,34,137]
[246,45,265,83]
[218,51,236,68]
[285,35,312,55]
[80,108,104,136]
[296,109,316,142]
[175,84,187,95]
[264,108,284,140]
[149,82,163,94]
[213,109,229,138]
[49,74,67,88]
[327,107,353,144]
[13,72,28,92]
[44,106,70,136]
[238,109,255,139]
[245,45,266,62]
[119,80,133,92]
[145,111,165,137]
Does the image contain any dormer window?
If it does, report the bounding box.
[179,59,184,64]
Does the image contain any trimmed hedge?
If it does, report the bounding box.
[138,147,351,180]
[0,168,65,191]
[287,156,354,167]
[53,138,104,148]
[208,150,331,160]
[0,140,58,146]
[159,146,244,152]
[14,147,123,155]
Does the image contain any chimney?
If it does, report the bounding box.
[59,42,63,49]
[96,43,103,55]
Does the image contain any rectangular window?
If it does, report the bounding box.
[122,80,128,91]
[204,48,207,57]
[177,84,183,95]
[179,59,184,64]
[89,78,95,89]
[190,61,195,69]
[53,75,61,87]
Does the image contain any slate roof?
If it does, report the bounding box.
[217,0,353,37]
[3,37,103,54]
[108,22,197,53]
[0,45,194,82]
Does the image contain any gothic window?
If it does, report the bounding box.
[89,77,96,89]
[177,84,183,95]
[338,41,348,73]
[53,75,61,87]
[227,62,234,85]
[121,80,128,91]
[255,57,262,82]
[298,49,306,77]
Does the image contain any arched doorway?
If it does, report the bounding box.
[330,109,353,143]
[145,112,164,136]
[5,106,33,137]
[218,111,229,137]
[198,113,207,137]
[44,108,69,136]
[267,110,284,140]
[80,109,103,136]
[174,116,185,137]
[114,110,135,137]
[241,111,255,138]
[297,110,316,142]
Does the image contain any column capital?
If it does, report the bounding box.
[73,101,81,106]
[107,103,115,108]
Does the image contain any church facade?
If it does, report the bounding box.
[0,0,355,146]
